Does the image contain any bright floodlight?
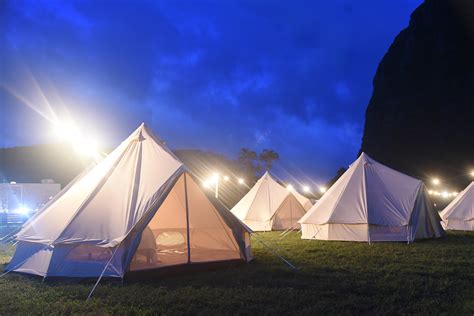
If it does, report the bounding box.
[74,140,99,158]
[223,176,230,181]
[428,190,433,195]
[432,178,440,185]
[210,173,219,184]
[238,178,245,185]
[202,181,211,189]
[451,192,458,197]
[470,170,474,178]
[441,191,449,199]
[319,186,327,193]
[15,205,30,215]
[303,185,310,193]
[287,184,294,191]
[54,122,80,142]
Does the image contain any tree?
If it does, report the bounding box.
[258,149,279,171]
[238,148,258,175]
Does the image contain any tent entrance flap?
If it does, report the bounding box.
[272,195,306,230]
[129,173,241,271]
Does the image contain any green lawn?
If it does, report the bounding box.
[0,231,473,314]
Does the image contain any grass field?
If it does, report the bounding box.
[0,231,473,314]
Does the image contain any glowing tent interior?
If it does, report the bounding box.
[6,124,252,278]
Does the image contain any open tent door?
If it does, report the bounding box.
[129,173,241,271]
[186,174,242,262]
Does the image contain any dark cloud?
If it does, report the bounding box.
[0,0,422,180]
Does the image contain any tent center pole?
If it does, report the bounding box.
[184,173,191,264]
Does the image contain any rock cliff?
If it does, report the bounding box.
[361,0,474,189]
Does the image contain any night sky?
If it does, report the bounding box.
[0,0,422,182]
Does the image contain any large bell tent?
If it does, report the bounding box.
[6,124,252,278]
[230,172,312,231]
[299,153,444,242]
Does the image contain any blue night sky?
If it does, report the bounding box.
[0,0,422,182]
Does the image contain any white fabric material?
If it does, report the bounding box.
[230,172,309,231]
[291,190,313,211]
[300,153,426,241]
[17,124,183,246]
[8,124,251,277]
[440,182,474,231]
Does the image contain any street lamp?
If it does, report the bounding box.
[286,184,294,191]
[303,185,310,193]
[238,178,245,185]
[223,176,230,181]
[319,186,327,193]
[432,178,440,186]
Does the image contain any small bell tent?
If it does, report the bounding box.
[6,124,252,278]
[440,182,474,231]
[230,172,312,231]
[299,153,444,242]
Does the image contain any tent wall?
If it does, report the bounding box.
[301,224,410,242]
[368,225,408,242]
[440,182,473,231]
[272,194,306,230]
[301,224,369,241]
[45,244,125,277]
[411,186,445,239]
[442,219,474,230]
[6,242,52,276]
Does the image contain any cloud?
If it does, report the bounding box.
[0,0,422,179]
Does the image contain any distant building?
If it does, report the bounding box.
[0,179,61,214]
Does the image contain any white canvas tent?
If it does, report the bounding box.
[230,172,312,231]
[299,153,444,242]
[440,182,474,231]
[6,124,252,278]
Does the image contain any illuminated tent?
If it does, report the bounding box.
[230,172,312,231]
[440,182,474,231]
[6,124,252,278]
[299,153,444,242]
